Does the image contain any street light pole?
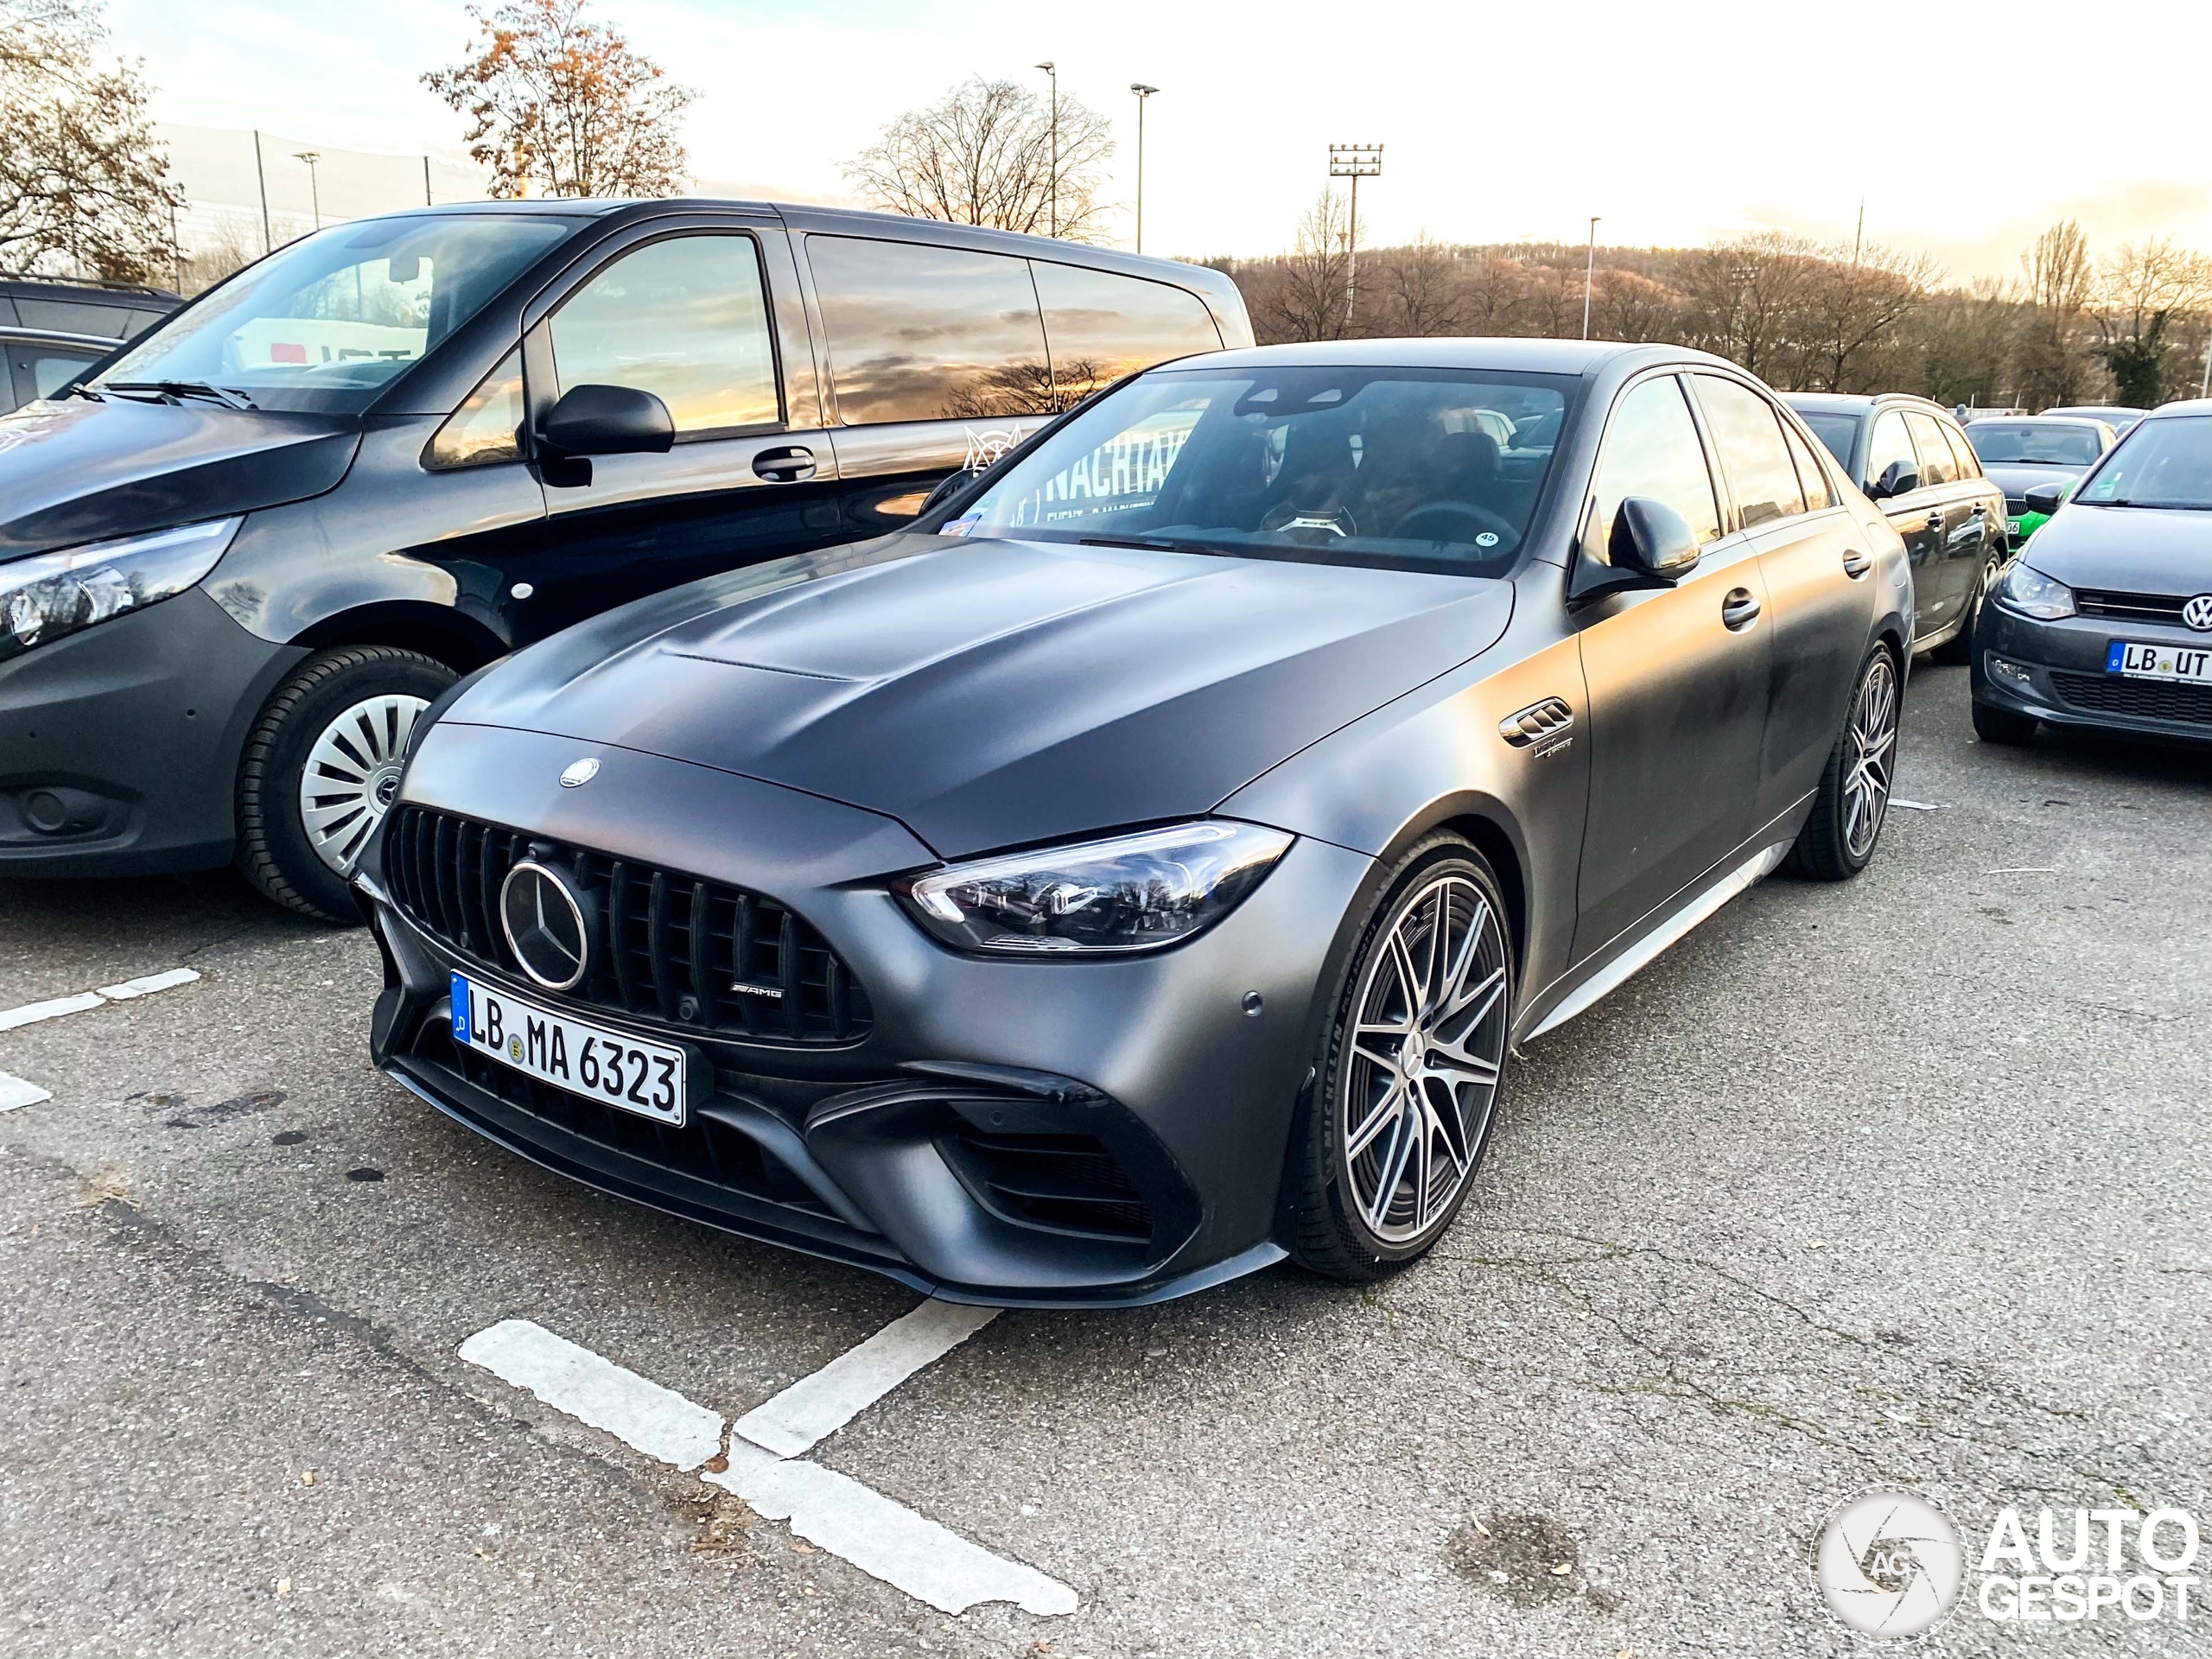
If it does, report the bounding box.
[1328,143,1382,334]
[295,151,322,230]
[1582,215,1602,340]
[1129,84,1157,252]
[1035,62,1058,238]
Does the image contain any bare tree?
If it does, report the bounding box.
[843,78,1114,241]
[1454,246,1528,337]
[2017,219,2096,408]
[1248,190,1352,344]
[1589,267,1680,343]
[0,0,181,282]
[1909,276,2020,410]
[1795,242,1939,392]
[2090,238,2212,407]
[1365,232,1465,337]
[1677,232,1817,381]
[424,0,695,200]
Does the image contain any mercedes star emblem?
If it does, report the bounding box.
[560,757,601,788]
[499,861,591,991]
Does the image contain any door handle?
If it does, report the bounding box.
[1841,548,1872,578]
[1720,588,1762,631]
[1924,512,1942,530]
[753,445,817,483]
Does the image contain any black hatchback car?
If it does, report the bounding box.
[1972,400,2212,746]
[1787,392,2008,654]
[0,201,1249,918]
[362,339,1910,1306]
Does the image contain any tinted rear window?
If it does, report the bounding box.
[1800,410,1859,467]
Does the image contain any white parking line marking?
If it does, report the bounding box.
[0,1071,54,1112]
[1891,798,1942,811]
[735,1299,999,1458]
[706,1441,1077,1617]
[0,968,200,1033]
[0,992,105,1032]
[458,1319,725,1470]
[96,968,201,1000]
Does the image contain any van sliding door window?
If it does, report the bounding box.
[807,236,1052,424]
[549,234,780,435]
[1030,263,1222,406]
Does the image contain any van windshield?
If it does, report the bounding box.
[94,214,577,415]
[946,365,1575,575]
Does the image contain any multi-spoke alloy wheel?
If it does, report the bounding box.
[299,694,429,876]
[1840,652,1897,861]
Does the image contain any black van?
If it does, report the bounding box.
[0,201,1251,919]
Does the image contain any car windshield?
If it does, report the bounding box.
[1964,421,2105,465]
[93,213,577,414]
[1799,411,1859,467]
[945,365,1575,575]
[2074,415,2212,510]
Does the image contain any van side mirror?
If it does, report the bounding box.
[1869,459,1919,500]
[2023,482,2066,516]
[539,384,675,458]
[1567,496,1700,607]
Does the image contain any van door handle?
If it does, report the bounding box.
[1721,588,1761,631]
[753,445,817,483]
[1841,547,1872,578]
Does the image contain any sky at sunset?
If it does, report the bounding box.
[111,0,2212,283]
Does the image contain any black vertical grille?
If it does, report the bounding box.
[384,805,873,1045]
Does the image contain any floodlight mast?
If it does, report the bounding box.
[1328,143,1382,332]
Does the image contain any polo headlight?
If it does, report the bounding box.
[0,518,241,664]
[896,821,1294,955]
[1996,560,2074,620]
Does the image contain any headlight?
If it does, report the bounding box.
[0,518,241,664]
[896,820,1294,955]
[1996,561,2074,620]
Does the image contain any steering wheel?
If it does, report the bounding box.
[1393,500,1518,551]
[1260,501,1359,543]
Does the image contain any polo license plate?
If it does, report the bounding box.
[450,970,687,1126]
[2107,640,2212,684]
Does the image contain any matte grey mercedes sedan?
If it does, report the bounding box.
[359,340,1910,1306]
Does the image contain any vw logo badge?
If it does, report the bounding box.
[499,861,592,991]
[2183,594,2212,632]
[560,757,601,788]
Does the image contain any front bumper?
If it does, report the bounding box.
[0,588,303,875]
[363,722,1374,1306]
[1972,603,2212,744]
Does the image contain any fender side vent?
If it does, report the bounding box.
[1498,696,1573,747]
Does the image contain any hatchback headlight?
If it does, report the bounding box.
[896,821,1294,955]
[1996,561,2074,620]
[0,518,241,664]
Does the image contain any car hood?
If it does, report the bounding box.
[2020,504,2212,594]
[1980,460,2086,502]
[444,534,1516,858]
[0,393,359,560]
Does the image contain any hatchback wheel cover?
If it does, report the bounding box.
[1342,872,1509,1245]
[1842,655,1898,859]
[299,694,429,876]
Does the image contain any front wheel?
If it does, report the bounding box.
[236,646,455,922]
[1933,556,2001,664]
[1789,645,1900,881]
[1288,838,1514,1281]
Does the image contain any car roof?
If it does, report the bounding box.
[1188,337,1728,375]
[1780,391,1950,417]
[2044,404,2143,416]
[1966,413,2104,428]
[2138,398,2212,422]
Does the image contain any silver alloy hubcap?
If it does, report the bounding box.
[1342,872,1509,1245]
[1842,655,1899,859]
[298,694,429,876]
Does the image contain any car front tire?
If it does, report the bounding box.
[1288,836,1513,1282]
[1789,643,1901,881]
[236,646,455,922]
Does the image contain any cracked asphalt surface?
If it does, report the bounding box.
[2,662,2206,1657]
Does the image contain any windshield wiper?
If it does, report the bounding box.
[103,380,258,410]
[1077,535,1236,557]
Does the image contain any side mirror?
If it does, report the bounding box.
[1567,496,1700,606]
[1869,459,1920,500]
[2022,482,2066,516]
[538,384,675,458]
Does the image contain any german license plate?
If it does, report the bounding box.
[449,970,687,1125]
[2107,640,2212,684]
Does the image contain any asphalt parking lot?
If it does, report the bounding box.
[2,660,2207,1659]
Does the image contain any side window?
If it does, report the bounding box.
[1866,410,1916,492]
[1782,419,1833,512]
[549,234,780,435]
[425,346,524,470]
[1694,374,1804,528]
[1941,420,1981,480]
[1904,412,1955,486]
[1030,263,1221,406]
[808,236,1052,424]
[1587,375,1722,561]
[17,298,127,336]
